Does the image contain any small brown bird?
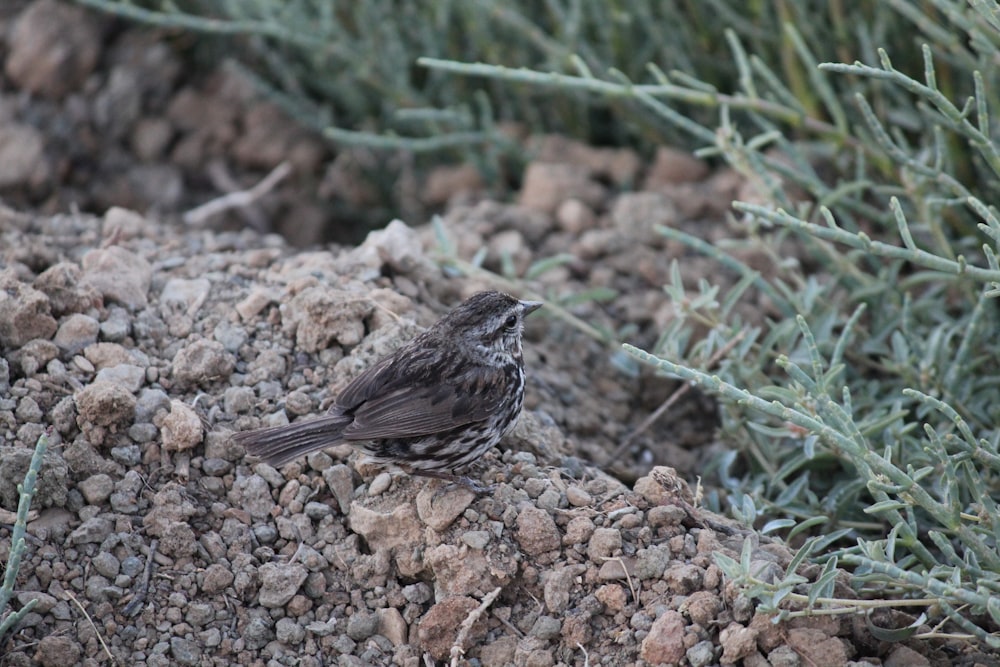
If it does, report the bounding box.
[232,290,542,490]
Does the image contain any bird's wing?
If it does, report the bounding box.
[339,363,508,440]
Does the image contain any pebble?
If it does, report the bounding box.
[588,527,622,561]
[213,319,247,352]
[529,615,561,640]
[171,338,235,389]
[346,611,379,641]
[367,472,392,496]
[91,551,120,578]
[78,473,114,505]
[276,617,306,644]
[304,501,332,519]
[80,245,152,310]
[99,306,131,341]
[53,313,100,355]
[135,388,171,423]
[202,458,232,476]
[565,485,592,507]
[515,506,560,556]
[95,363,145,392]
[257,562,307,608]
[461,530,490,549]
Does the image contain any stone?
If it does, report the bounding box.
[156,399,204,451]
[640,610,686,664]
[80,245,153,310]
[515,506,561,556]
[258,562,308,608]
[0,270,57,348]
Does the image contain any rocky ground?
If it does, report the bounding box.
[0,1,998,666]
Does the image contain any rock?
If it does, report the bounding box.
[785,628,849,667]
[643,146,710,187]
[53,314,100,355]
[171,338,235,388]
[0,446,69,509]
[234,474,276,520]
[640,610,686,664]
[80,245,153,310]
[719,622,759,664]
[515,506,560,556]
[68,516,113,545]
[884,645,931,667]
[74,380,136,444]
[156,399,204,451]
[344,219,431,276]
[555,199,597,234]
[201,563,235,595]
[258,562,308,608]
[0,270,57,348]
[529,615,561,640]
[13,339,59,376]
[322,464,355,514]
[33,634,82,667]
[587,527,622,562]
[518,162,605,214]
[283,287,373,352]
[542,565,583,613]
[346,610,379,640]
[94,363,146,393]
[160,278,211,316]
[416,485,475,531]
[610,192,679,241]
[5,0,101,98]
[0,123,48,189]
[348,501,422,554]
[377,607,408,647]
[34,263,100,317]
[417,596,484,661]
[78,473,114,505]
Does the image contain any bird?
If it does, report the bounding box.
[232,290,542,491]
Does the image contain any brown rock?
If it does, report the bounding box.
[518,163,606,214]
[80,245,153,310]
[884,645,931,667]
[377,607,409,647]
[156,399,204,451]
[417,596,485,661]
[6,0,101,99]
[515,505,560,556]
[641,609,686,664]
[423,163,484,206]
[719,622,759,664]
[644,146,710,187]
[34,634,82,667]
[284,287,373,352]
[34,262,101,316]
[785,628,849,667]
[171,338,235,389]
[74,380,136,444]
[348,501,423,553]
[416,485,475,531]
[0,124,48,188]
[0,270,57,348]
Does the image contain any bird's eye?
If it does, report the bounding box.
[504,314,518,330]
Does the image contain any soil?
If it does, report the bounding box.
[0,2,996,666]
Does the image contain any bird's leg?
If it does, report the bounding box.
[410,469,497,494]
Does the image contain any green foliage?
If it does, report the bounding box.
[0,429,49,639]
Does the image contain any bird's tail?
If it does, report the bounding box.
[232,414,352,468]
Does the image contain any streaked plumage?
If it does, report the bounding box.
[232,291,542,488]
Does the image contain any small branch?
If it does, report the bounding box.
[449,586,502,666]
[65,589,117,665]
[183,161,291,226]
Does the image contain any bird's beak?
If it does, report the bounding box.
[520,300,543,316]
